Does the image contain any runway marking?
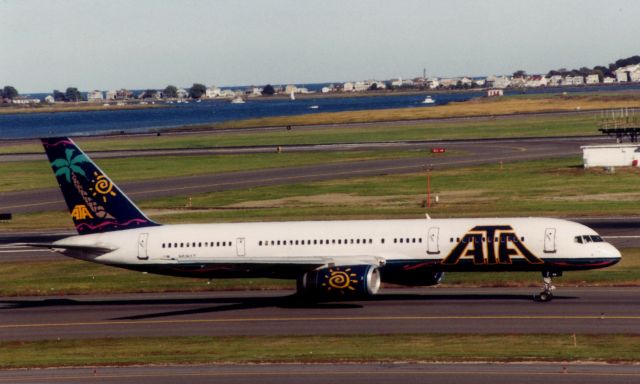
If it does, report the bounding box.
[1,315,639,330]
[0,368,638,382]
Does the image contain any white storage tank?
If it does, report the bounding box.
[581,144,640,168]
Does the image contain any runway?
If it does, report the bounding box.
[1,362,639,384]
[0,135,612,214]
[1,288,639,341]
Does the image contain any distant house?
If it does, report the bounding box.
[562,76,574,86]
[572,76,584,85]
[627,65,640,82]
[427,78,440,89]
[491,76,511,89]
[44,95,55,103]
[548,75,563,86]
[473,78,486,87]
[603,76,616,84]
[321,86,333,93]
[439,78,456,88]
[615,67,629,82]
[176,88,189,99]
[353,81,368,92]
[510,77,526,87]
[87,90,104,102]
[105,90,117,100]
[12,96,41,104]
[390,78,403,87]
[205,87,222,98]
[115,89,133,100]
[525,75,547,87]
[459,77,473,86]
[342,82,354,92]
[585,74,600,84]
[284,85,299,94]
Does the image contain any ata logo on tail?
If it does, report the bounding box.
[442,225,543,265]
[71,204,94,220]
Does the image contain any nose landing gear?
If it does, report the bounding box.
[535,270,562,302]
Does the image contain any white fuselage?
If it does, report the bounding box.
[54,217,621,281]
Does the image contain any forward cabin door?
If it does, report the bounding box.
[427,227,440,255]
[137,233,149,260]
[544,228,556,253]
[236,237,246,257]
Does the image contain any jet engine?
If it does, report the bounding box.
[297,265,380,299]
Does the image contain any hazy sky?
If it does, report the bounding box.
[2,0,640,93]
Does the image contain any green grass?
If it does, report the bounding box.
[1,334,639,367]
[0,249,637,297]
[0,149,448,193]
[5,156,640,231]
[0,113,602,155]
[141,157,640,221]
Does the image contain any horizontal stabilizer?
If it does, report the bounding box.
[23,243,118,254]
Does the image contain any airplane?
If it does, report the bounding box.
[29,137,621,302]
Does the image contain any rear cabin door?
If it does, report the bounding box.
[137,233,149,260]
[427,227,440,255]
[544,228,556,253]
[236,237,246,257]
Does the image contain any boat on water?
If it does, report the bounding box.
[290,91,296,101]
[422,96,435,104]
[230,96,245,104]
[309,105,319,109]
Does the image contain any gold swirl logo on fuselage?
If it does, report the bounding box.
[322,267,359,292]
[89,172,116,203]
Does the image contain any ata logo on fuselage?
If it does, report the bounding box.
[71,204,94,220]
[442,225,543,265]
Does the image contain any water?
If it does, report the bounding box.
[0,92,480,139]
[2,84,639,139]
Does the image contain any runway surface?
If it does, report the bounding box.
[0,135,612,214]
[1,362,639,384]
[1,288,639,341]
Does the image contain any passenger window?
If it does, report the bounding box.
[381,239,385,244]
[162,243,165,248]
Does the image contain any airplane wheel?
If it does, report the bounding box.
[537,292,553,302]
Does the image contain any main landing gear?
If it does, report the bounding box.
[535,270,562,302]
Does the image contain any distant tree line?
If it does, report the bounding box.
[0,86,19,100]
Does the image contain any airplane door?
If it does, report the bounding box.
[427,227,440,254]
[236,237,246,257]
[544,228,556,253]
[137,233,149,260]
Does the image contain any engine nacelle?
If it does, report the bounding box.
[297,265,381,299]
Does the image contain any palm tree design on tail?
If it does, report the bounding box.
[51,148,113,219]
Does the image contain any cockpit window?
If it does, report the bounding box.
[576,235,604,244]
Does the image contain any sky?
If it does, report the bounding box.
[2,0,640,93]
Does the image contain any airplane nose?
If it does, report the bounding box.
[600,243,622,261]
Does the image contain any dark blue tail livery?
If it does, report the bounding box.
[42,137,159,235]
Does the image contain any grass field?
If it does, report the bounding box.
[0,249,636,297]
[0,112,609,155]
[1,334,638,367]
[0,149,450,193]
[4,156,640,231]
[206,93,640,129]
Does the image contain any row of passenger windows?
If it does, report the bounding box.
[449,236,525,243]
[574,235,604,244]
[161,241,233,249]
[258,238,424,246]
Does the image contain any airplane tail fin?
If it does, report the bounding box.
[41,137,160,235]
